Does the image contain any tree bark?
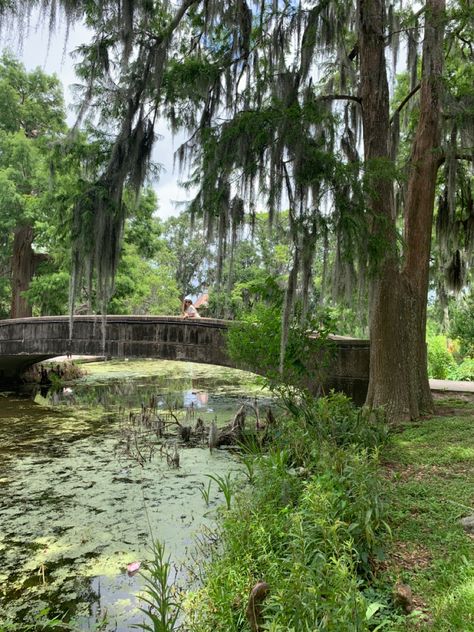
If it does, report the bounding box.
[360,0,445,421]
[401,0,445,414]
[10,224,45,319]
[358,0,410,420]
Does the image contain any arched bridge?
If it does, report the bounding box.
[0,316,370,403]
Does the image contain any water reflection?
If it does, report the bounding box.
[39,384,51,399]
[183,389,209,409]
[36,366,268,430]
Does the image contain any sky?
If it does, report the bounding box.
[6,11,190,219]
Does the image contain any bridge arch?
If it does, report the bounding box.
[0,316,236,377]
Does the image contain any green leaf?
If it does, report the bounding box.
[366,601,384,620]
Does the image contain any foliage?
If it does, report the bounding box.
[109,242,180,316]
[160,211,292,315]
[124,189,163,260]
[227,302,336,391]
[427,334,457,379]
[0,129,49,291]
[22,240,181,318]
[161,214,212,298]
[0,53,68,317]
[433,20,474,299]
[24,268,70,315]
[324,305,369,339]
[207,273,284,320]
[426,324,474,382]
[447,357,474,382]
[0,51,65,136]
[206,289,242,320]
[202,213,293,319]
[16,179,181,316]
[0,274,10,319]
[450,293,474,357]
[184,393,390,631]
[280,390,390,456]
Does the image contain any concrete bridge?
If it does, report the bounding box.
[0,316,370,403]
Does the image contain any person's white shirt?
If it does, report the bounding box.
[185,304,200,318]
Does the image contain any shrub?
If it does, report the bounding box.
[185,457,372,631]
[274,389,389,457]
[310,391,389,451]
[447,357,474,381]
[427,335,456,379]
[226,303,336,391]
[450,294,474,357]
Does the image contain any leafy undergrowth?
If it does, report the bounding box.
[183,393,474,632]
[184,392,393,631]
[379,400,474,631]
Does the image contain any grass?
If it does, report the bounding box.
[380,400,474,630]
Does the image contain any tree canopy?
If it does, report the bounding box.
[1,0,473,420]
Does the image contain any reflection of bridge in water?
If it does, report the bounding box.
[0,316,370,404]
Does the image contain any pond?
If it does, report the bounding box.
[0,359,271,630]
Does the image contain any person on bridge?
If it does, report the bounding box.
[182,297,201,319]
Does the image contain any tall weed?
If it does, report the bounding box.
[134,541,181,632]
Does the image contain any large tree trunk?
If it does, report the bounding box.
[10,224,45,319]
[360,0,445,421]
[358,0,410,420]
[401,0,445,414]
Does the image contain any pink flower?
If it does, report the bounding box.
[127,561,141,575]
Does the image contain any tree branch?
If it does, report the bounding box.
[317,94,362,105]
[390,83,420,124]
[348,43,359,61]
[437,151,474,167]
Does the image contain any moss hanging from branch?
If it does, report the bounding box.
[63,0,198,321]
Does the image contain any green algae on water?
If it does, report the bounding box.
[0,360,271,630]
